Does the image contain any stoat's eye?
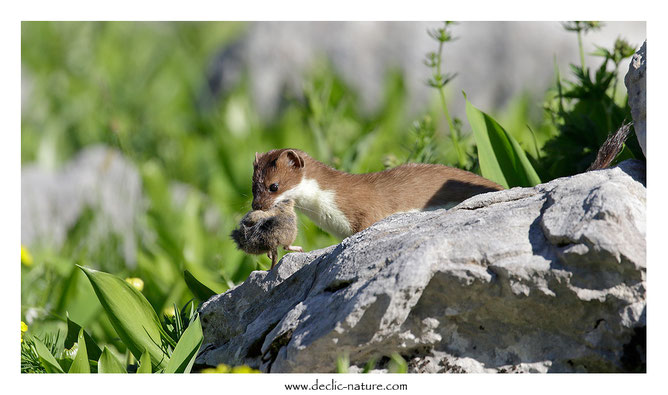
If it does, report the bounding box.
[269,183,279,192]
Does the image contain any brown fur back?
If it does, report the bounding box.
[252,149,503,236]
[301,154,503,233]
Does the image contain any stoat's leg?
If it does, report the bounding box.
[285,245,304,253]
[269,248,278,269]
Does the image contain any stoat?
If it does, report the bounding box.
[251,149,503,239]
[230,199,303,269]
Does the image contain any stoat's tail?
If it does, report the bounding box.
[587,122,633,171]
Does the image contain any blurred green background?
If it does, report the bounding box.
[21,21,640,362]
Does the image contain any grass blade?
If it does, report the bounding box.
[68,329,90,373]
[137,350,152,373]
[163,314,203,373]
[464,94,541,188]
[32,337,64,373]
[183,270,217,301]
[362,357,376,373]
[336,353,349,373]
[98,347,127,373]
[77,265,169,370]
[388,352,407,373]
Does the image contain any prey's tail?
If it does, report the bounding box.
[230,228,245,250]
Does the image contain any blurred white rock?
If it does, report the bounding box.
[205,21,646,119]
[21,146,143,266]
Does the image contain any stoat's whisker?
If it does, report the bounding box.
[294,203,318,215]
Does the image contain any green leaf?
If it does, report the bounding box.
[336,353,349,373]
[464,94,542,188]
[77,265,169,370]
[164,314,203,373]
[98,347,127,373]
[68,329,91,373]
[184,270,216,301]
[57,357,73,373]
[388,352,407,373]
[137,350,152,373]
[362,357,376,373]
[64,315,102,361]
[32,336,64,373]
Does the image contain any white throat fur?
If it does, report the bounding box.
[276,177,352,239]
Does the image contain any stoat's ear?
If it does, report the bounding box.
[282,150,305,169]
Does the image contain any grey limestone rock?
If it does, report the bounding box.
[197,160,646,373]
[624,41,647,157]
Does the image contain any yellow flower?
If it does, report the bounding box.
[21,245,33,267]
[200,363,260,373]
[21,321,28,343]
[201,364,231,373]
[163,306,176,318]
[230,365,260,373]
[125,277,144,292]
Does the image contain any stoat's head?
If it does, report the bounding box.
[251,149,305,211]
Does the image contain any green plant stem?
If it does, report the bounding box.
[435,41,466,168]
[553,56,565,116]
[577,30,585,71]
[526,124,541,160]
[611,60,621,104]
[604,60,622,135]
